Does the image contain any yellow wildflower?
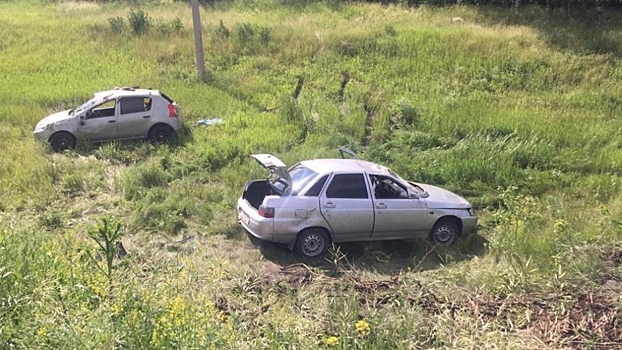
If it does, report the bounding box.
[169,295,187,314]
[36,327,47,339]
[111,302,123,316]
[323,335,339,346]
[355,320,371,335]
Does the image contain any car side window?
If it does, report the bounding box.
[370,175,408,199]
[325,174,368,199]
[86,100,116,119]
[120,97,151,115]
[304,175,328,197]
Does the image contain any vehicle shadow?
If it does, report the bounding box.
[254,232,489,276]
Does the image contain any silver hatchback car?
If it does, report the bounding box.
[238,149,478,257]
[34,87,181,152]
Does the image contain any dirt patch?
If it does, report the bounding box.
[255,258,621,348]
[607,248,622,267]
[361,107,375,147]
[460,290,621,348]
[346,273,621,348]
[259,262,320,286]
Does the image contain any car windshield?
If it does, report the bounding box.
[388,168,426,195]
[279,165,318,195]
[74,97,98,115]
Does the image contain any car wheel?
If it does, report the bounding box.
[430,220,459,246]
[49,132,76,152]
[148,124,173,144]
[296,228,329,257]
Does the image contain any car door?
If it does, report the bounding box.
[319,173,374,242]
[117,96,153,139]
[78,100,117,141]
[369,174,430,239]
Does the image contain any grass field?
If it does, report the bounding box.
[1,0,621,348]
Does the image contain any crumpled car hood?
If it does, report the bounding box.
[418,183,471,209]
[35,110,73,129]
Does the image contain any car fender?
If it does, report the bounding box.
[266,196,333,246]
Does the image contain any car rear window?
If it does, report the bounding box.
[304,175,328,197]
[288,165,319,195]
[160,93,175,103]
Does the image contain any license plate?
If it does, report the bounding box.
[240,211,250,225]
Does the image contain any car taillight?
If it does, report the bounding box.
[258,205,275,218]
[168,103,178,118]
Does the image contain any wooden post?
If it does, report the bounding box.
[190,0,206,80]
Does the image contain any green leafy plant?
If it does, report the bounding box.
[170,17,184,35]
[128,9,151,35]
[87,217,125,282]
[108,16,125,34]
[216,19,230,38]
[237,22,255,44]
[258,26,271,45]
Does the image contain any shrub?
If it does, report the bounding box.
[258,26,271,45]
[155,18,171,36]
[392,98,420,126]
[216,19,230,38]
[128,9,151,35]
[108,16,125,34]
[170,17,184,35]
[237,22,255,44]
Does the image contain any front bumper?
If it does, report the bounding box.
[33,128,53,143]
[461,216,478,235]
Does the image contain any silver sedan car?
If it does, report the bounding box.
[34,87,181,152]
[237,149,478,257]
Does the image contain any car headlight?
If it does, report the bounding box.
[35,124,51,132]
[467,208,476,216]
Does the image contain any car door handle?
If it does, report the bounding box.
[376,202,387,209]
[142,115,151,119]
[108,120,116,123]
[323,202,336,208]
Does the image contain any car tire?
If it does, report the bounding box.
[295,228,329,257]
[148,124,173,144]
[49,132,76,152]
[430,220,459,246]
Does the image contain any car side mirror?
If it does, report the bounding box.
[85,110,93,119]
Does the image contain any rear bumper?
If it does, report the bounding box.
[169,118,183,132]
[237,197,274,241]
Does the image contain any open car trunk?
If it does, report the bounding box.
[242,154,291,210]
[242,180,276,210]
